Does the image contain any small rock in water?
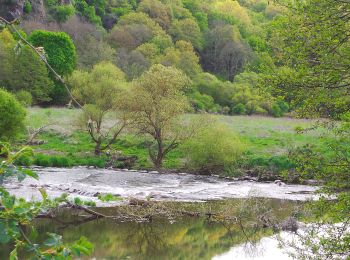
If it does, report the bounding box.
[139,170,148,173]
[129,170,137,172]
[122,169,129,171]
[149,171,159,174]
[93,192,101,197]
[274,179,286,186]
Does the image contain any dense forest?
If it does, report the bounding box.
[0,0,291,116]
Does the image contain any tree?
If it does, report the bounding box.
[122,64,191,168]
[116,48,150,80]
[29,30,76,104]
[160,40,201,78]
[169,18,203,50]
[108,12,167,50]
[68,62,128,155]
[202,24,252,80]
[268,0,350,258]
[0,89,26,141]
[138,0,171,29]
[266,0,350,118]
[0,29,53,104]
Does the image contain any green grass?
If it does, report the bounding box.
[21,107,331,176]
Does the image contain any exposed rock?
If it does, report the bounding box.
[0,0,25,21]
[281,217,299,233]
[242,176,258,182]
[128,198,150,207]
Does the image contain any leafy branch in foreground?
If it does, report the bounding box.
[0,142,94,259]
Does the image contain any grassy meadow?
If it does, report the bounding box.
[21,107,329,178]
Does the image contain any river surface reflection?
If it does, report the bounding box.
[0,199,298,259]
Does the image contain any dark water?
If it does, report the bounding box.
[0,199,299,259]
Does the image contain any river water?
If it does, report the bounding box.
[2,167,318,259]
[4,167,317,203]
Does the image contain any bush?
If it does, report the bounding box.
[270,99,289,117]
[15,90,32,107]
[52,5,75,23]
[0,89,26,141]
[183,124,245,174]
[23,0,32,14]
[232,103,247,115]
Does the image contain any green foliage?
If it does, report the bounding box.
[183,123,245,174]
[23,0,32,14]
[29,30,76,76]
[0,143,94,258]
[98,193,123,202]
[69,62,127,155]
[0,30,54,104]
[75,0,102,25]
[232,103,247,115]
[0,89,26,141]
[121,64,191,168]
[52,5,75,23]
[189,91,219,113]
[28,30,76,104]
[15,90,33,107]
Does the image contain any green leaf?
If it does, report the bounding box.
[39,188,48,201]
[9,248,18,260]
[44,233,63,247]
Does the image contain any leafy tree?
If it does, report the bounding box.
[138,0,171,29]
[169,18,203,50]
[29,30,76,104]
[267,0,350,118]
[0,29,53,104]
[160,40,201,77]
[0,89,26,141]
[74,0,102,25]
[122,64,191,168]
[28,30,76,76]
[211,0,251,27]
[68,62,128,155]
[52,5,75,23]
[269,0,350,258]
[109,12,167,50]
[202,24,251,80]
[116,48,150,79]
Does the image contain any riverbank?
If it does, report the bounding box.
[16,107,331,182]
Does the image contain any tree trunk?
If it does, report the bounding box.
[155,135,163,169]
[95,141,102,156]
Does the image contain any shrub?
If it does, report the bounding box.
[52,5,75,23]
[183,124,245,174]
[232,103,247,115]
[15,90,32,107]
[23,0,32,14]
[0,89,26,141]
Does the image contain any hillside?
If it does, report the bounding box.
[0,0,289,116]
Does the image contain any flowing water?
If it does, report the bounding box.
[1,167,318,259]
[4,167,317,203]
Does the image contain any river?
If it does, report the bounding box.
[1,167,318,259]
